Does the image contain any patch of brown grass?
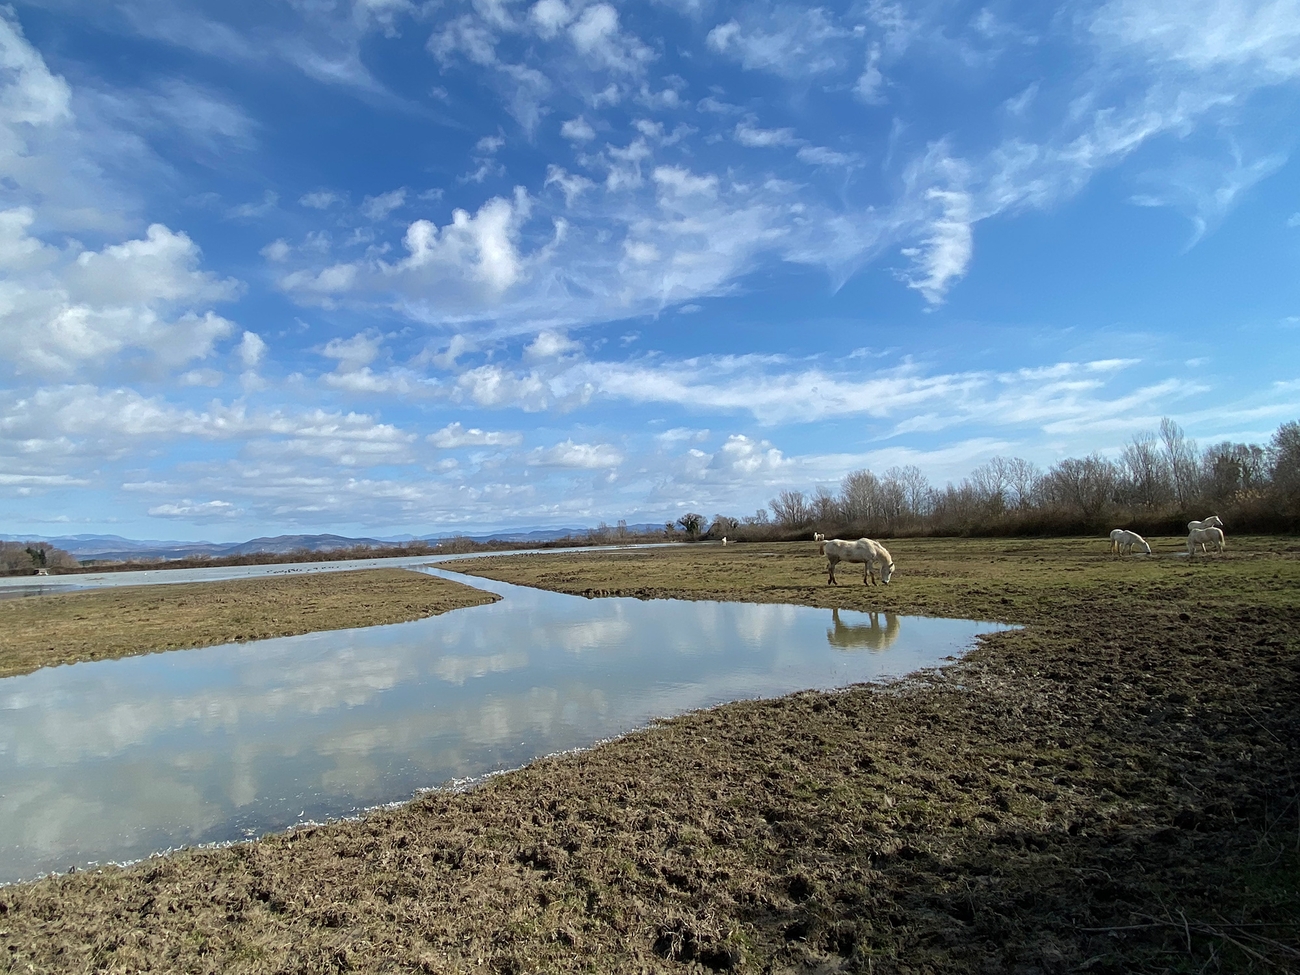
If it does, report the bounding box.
[0,568,497,678]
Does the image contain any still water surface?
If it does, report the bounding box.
[0,562,1012,883]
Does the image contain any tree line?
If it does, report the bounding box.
[666,418,1300,541]
[0,542,79,575]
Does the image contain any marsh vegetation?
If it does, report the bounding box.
[1,537,1296,972]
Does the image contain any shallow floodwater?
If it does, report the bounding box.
[0,565,1012,883]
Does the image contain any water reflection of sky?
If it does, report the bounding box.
[0,563,1013,883]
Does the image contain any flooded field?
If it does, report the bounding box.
[0,538,1295,974]
[0,566,1009,882]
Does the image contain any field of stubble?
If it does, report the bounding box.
[1,537,1297,974]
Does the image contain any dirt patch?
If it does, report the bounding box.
[1,538,1297,973]
[0,568,497,678]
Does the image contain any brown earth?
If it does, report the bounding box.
[0,568,497,679]
[0,537,1297,973]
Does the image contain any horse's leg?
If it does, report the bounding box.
[827,560,837,585]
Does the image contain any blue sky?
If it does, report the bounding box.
[1,0,1298,539]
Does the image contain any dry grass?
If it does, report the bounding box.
[1,538,1297,973]
[0,568,497,679]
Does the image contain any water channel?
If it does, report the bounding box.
[0,556,1013,883]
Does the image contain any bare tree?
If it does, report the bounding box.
[839,469,881,525]
[1160,417,1199,508]
[811,486,838,526]
[968,457,1016,515]
[769,490,811,528]
[708,514,739,538]
[1043,454,1119,520]
[884,465,931,518]
[1120,432,1173,509]
[1202,442,1268,503]
[1004,458,1040,509]
[1270,420,1300,507]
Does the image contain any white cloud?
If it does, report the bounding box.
[902,188,974,305]
[397,189,530,292]
[568,4,652,74]
[528,439,623,468]
[300,190,344,209]
[261,239,291,262]
[706,9,853,77]
[362,188,407,221]
[735,121,799,148]
[530,0,573,39]
[704,434,788,480]
[652,165,718,197]
[148,499,241,520]
[1287,212,1300,227]
[853,46,885,104]
[0,211,243,378]
[321,331,383,372]
[797,146,857,167]
[560,116,595,141]
[544,165,595,205]
[428,422,523,448]
[238,330,267,369]
[524,330,580,360]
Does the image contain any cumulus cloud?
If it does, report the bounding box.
[362,188,407,221]
[398,189,530,292]
[428,422,523,448]
[528,438,623,468]
[568,4,652,74]
[734,121,799,148]
[0,211,244,378]
[238,330,267,368]
[524,330,581,360]
[300,190,344,209]
[148,499,241,520]
[560,115,595,141]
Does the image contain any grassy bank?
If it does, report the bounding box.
[1,538,1297,973]
[0,568,497,679]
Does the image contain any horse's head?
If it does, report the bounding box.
[880,560,895,584]
[817,540,826,556]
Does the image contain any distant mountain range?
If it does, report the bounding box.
[0,526,664,562]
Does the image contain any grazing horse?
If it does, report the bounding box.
[1112,529,1151,556]
[1187,515,1225,552]
[819,537,895,586]
[1187,526,1225,556]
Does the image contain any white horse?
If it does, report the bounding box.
[1187,526,1225,556]
[1112,529,1151,556]
[721,536,728,546]
[813,532,825,543]
[819,537,895,586]
[1187,515,1224,552]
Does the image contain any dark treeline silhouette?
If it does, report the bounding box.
[679,418,1300,542]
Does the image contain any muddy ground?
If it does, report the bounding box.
[0,568,497,679]
[1,537,1297,973]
